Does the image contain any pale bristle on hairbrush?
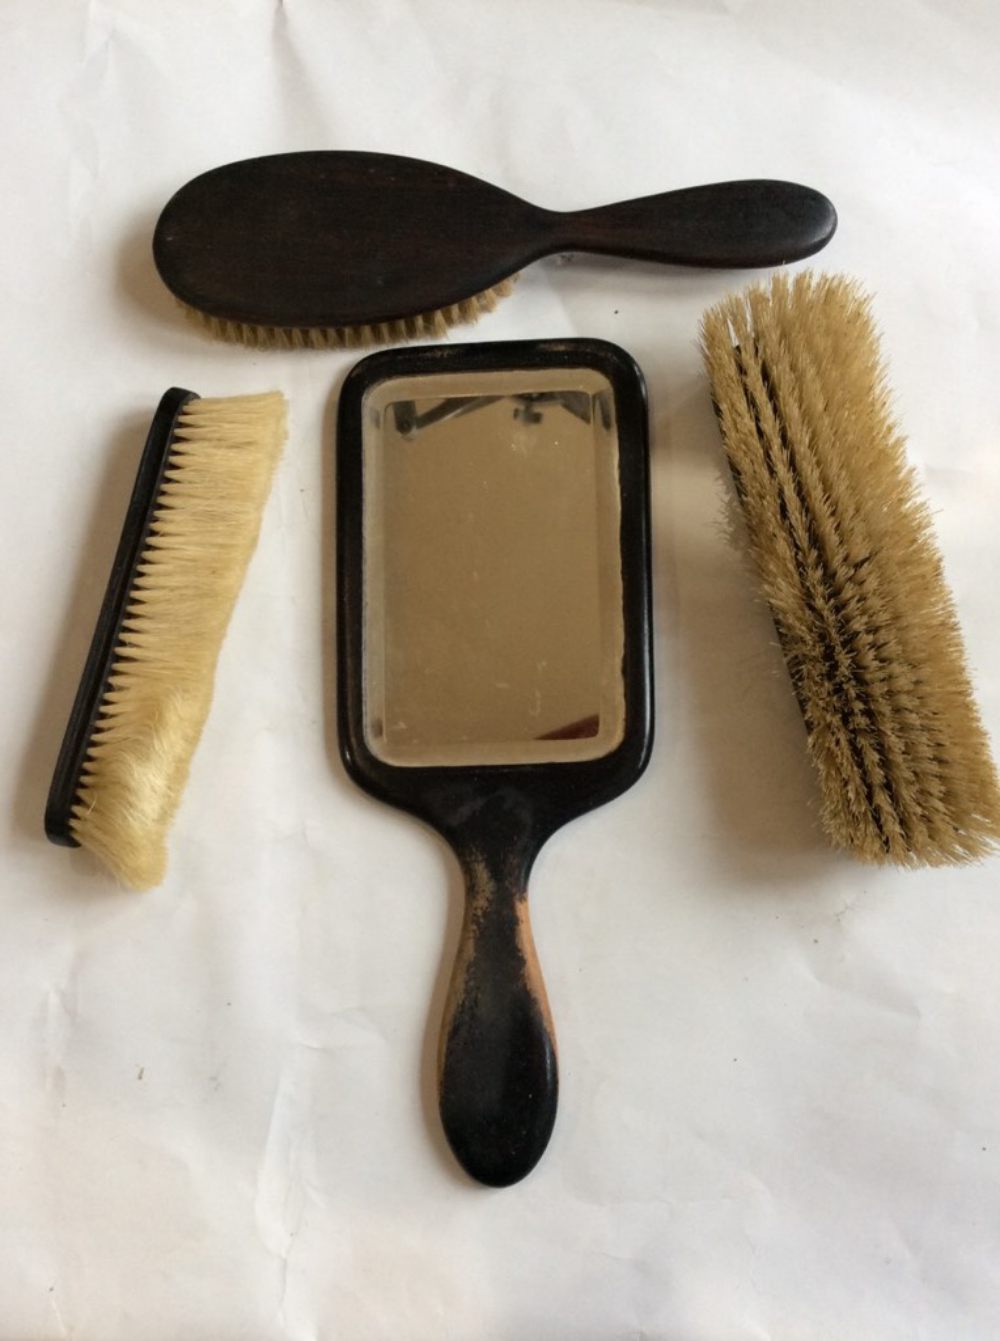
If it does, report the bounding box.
[45,389,287,889]
[178,279,516,351]
[701,271,1000,866]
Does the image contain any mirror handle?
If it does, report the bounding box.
[438,850,558,1186]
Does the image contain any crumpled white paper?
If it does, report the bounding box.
[3,1,1000,1336]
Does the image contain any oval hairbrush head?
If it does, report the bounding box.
[153,151,837,349]
[702,272,1000,866]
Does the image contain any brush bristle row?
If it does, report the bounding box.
[182,278,516,350]
[69,392,287,888]
[702,272,1000,865]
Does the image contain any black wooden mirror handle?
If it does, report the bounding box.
[438,849,557,1187]
[558,179,837,268]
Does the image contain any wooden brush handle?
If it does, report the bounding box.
[557,179,837,268]
[439,849,557,1187]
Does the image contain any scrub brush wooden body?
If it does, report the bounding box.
[702,272,1000,865]
[45,388,287,888]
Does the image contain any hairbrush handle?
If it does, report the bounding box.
[555,179,837,268]
[438,847,557,1187]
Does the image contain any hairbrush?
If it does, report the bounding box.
[153,150,837,349]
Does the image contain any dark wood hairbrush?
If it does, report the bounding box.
[153,151,837,349]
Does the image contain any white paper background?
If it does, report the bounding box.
[3,1,1000,1336]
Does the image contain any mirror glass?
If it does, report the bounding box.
[362,367,625,766]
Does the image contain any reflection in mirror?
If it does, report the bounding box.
[361,368,625,766]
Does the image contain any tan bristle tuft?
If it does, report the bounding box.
[179,277,517,351]
[701,271,1000,866]
[69,392,287,888]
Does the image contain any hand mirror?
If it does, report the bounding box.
[336,339,653,1185]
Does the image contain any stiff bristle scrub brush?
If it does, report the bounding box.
[45,388,287,889]
[701,272,1000,866]
[152,151,836,349]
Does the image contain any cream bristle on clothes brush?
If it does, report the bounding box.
[46,389,287,889]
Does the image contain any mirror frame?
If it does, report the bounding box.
[337,338,653,849]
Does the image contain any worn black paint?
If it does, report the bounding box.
[154,151,837,330]
[336,339,654,1186]
[440,800,557,1188]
